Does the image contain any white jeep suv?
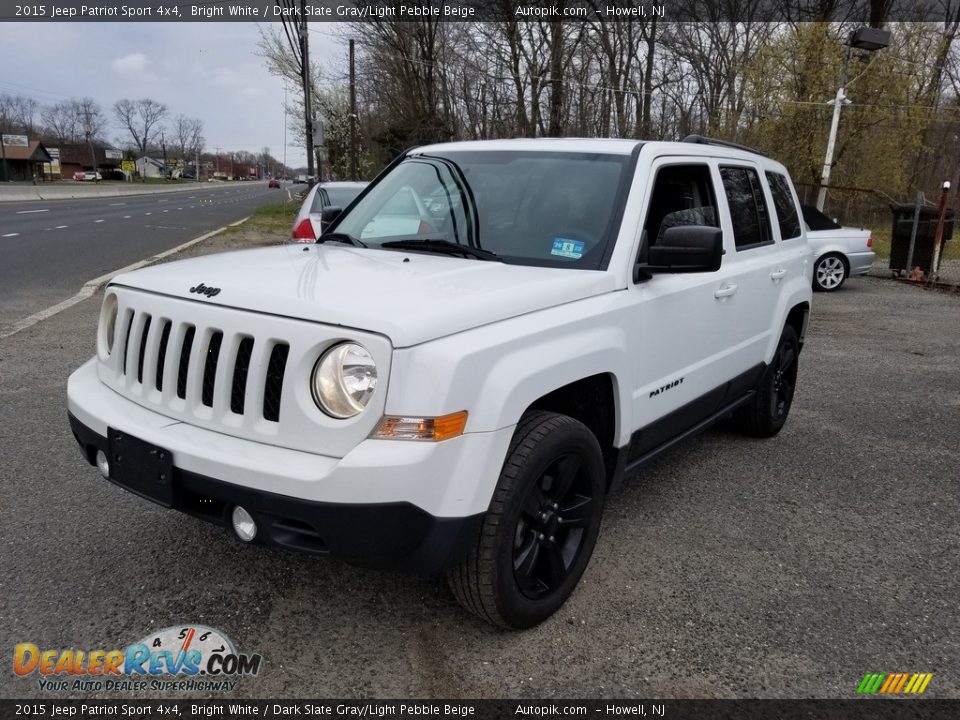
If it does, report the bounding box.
[68,137,812,628]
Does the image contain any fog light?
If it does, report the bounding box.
[231,506,257,542]
[95,449,110,479]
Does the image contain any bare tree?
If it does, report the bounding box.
[171,114,204,160]
[113,98,168,155]
[0,93,39,135]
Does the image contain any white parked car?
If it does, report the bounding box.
[68,137,812,628]
[290,181,367,242]
[802,205,875,292]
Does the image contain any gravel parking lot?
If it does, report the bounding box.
[1,267,957,699]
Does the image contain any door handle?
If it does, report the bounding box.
[770,268,787,280]
[714,283,739,299]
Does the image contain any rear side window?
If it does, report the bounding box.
[310,186,363,213]
[765,172,802,240]
[719,166,773,250]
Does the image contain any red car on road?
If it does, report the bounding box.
[268,179,281,188]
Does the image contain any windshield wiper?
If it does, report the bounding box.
[380,239,500,261]
[317,232,367,248]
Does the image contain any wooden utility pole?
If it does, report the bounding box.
[299,2,314,187]
[349,38,358,180]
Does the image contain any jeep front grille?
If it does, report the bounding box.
[117,311,289,424]
[99,286,391,458]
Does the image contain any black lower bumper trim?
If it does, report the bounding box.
[68,412,482,574]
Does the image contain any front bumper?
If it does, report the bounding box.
[67,358,514,573]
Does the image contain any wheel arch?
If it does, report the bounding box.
[525,373,620,486]
[784,301,810,350]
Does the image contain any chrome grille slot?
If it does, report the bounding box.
[201,332,223,408]
[231,338,254,415]
[176,326,196,400]
[263,343,289,422]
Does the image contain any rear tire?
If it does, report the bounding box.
[447,411,606,629]
[733,325,799,438]
[813,253,847,292]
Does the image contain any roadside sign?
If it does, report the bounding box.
[121,160,136,172]
[105,149,122,160]
[47,147,61,176]
[1,134,29,147]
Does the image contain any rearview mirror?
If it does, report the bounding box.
[638,226,723,275]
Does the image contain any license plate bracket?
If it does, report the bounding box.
[107,429,174,508]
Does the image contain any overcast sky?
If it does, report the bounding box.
[0,22,343,168]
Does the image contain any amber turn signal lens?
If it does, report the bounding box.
[373,411,468,441]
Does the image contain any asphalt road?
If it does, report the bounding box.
[0,276,957,700]
[0,182,281,335]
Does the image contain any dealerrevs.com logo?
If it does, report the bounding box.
[13,625,262,693]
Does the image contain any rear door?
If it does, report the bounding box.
[626,158,746,453]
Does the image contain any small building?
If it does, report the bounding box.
[0,140,53,182]
[58,143,123,179]
[136,157,167,179]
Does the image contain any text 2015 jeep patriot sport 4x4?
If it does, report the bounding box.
[68,137,812,628]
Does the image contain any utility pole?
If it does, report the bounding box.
[161,132,168,180]
[195,148,200,182]
[215,145,221,176]
[816,27,890,211]
[299,4,315,187]
[283,85,288,180]
[0,133,7,182]
[349,38,358,180]
[815,44,850,212]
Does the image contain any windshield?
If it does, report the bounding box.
[311,186,365,212]
[331,151,632,269]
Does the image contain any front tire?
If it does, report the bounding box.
[733,325,800,438]
[813,253,847,292]
[447,411,606,629]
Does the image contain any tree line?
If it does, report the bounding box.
[260,6,960,221]
[0,92,293,177]
[0,92,206,165]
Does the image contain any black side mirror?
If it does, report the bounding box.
[319,206,343,230]
[637,226,723,276]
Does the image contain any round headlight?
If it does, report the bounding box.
[311,342,377,418]
[99,293,119,356]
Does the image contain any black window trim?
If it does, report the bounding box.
[633,160,720,277]
[720,163,776,252]
[765,170,803,242]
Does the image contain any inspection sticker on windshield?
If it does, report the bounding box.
[551,237,585,259]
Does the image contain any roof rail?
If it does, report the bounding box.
[681,134,767,158]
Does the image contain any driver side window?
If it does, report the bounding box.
[642,165,719,246]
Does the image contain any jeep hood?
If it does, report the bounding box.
[110,244,617,347]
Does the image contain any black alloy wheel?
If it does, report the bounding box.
[448,411,606,629]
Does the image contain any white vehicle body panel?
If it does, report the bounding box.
[112,245,618,349]
[67,137,814,566]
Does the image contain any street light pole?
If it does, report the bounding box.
[815,45,851,212]
[815,26,890,212]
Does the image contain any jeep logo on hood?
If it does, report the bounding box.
[189,283,221,298]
